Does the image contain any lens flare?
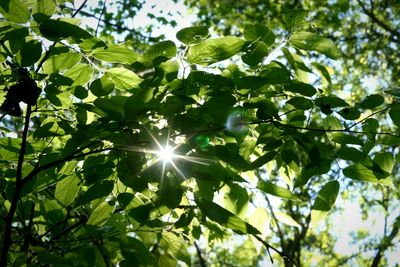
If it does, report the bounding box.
[117,126,212,182]
[157,145,174,163]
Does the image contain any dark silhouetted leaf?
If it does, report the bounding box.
[359,94,384,109]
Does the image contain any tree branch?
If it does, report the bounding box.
[356,0,400,41]
[0,104,32,266]
[194,241,207,267]
[252,234,297,266]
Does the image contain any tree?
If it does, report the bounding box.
[0,0,399,266]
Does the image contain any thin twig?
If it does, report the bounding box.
[95,0,107,36]
[194,242,207,267]
[72,0,88,18]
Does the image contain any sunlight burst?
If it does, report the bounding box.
[157,145,175,163]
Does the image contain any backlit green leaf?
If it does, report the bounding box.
[87,201,115,225]
[42,48,82,74]
[290,31,341,59]
[93,45,139,64]
[187,37,246,65]
[33,0,57,22]
[140,40,176,65]
[196,197,260,235]
[275,212,301,228]
[257,180,301,201]
[243,24,275,46]
[310,180,339,227]
[89,75,115,97]
[241,41,269,66]
[105,68,143,90]
[176,26,209,44]
[0,0,30,23]
[55,175,80,206]
[343,164,393,188]
[63,64,93,86]
[76,180,114,206]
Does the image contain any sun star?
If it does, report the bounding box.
[157,145,175,163]
[117,126,211,181]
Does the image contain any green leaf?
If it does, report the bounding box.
[315,96,349,114]
[87,201,115,225]
[141,40,177,65]
[224,183,249,216]
[89,75,115,97]
[359,94,384,109]
[290,31,341,59]
[336,146,365,161]
[287,97,314,110]
[16,40,42,67]
[310,180,339,227]
[283,9,307,31]
[275,212,301,228]
[249,151,277,169]
[343,164,393,187]
[42,48,82,74]
[196,197,260,235]
[120,236,153,265]
[92,45,139,64]
[241,41,269,66]
[374,152,394,174]
[176,26,209,44]
[285,81,317,97]
[76,180,114,206]
[338,107,361,120]
[187,37,246,65]
[312,62,332,83]
[32,0,57,22]
[331,133,363,146]
[243,24,275,46]
[257,180,301,201]
[0,0,30,23]
[63,64,93,86]
[94,96,127,118]
[259,61,291,84]
[0,22,29,41]
[248,207,270,235]
[105,68,143,90]
[160,232,190,265]
[384,88,400,97]
[389,104,400,127]
[157,185,183,209]
[39,19,92,41]
[55,175,80,206]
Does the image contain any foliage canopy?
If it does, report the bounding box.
[0,0,399,266]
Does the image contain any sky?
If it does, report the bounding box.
[73,0,399,265]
